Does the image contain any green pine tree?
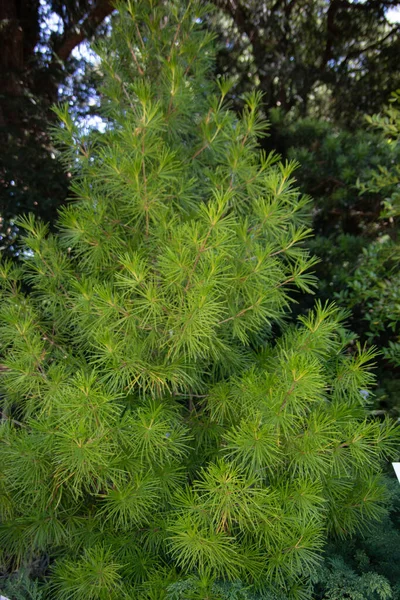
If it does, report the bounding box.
[0,2,399,599]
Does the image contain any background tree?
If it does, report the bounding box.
[211,0,400,125]
[0,0,114,256]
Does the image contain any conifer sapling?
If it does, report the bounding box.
[0,1,399,598]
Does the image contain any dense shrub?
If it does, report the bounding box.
[275,96,400,413]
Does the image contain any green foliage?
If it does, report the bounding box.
[165,480,400,599]
[361,90,400,217]
[311,478,400,600]
[277,111,400,230]
[0,2,398,599]
[335,236,400,340]
[211,0,400,125]
[341,92,400,375]
[166,577,279,599]
[314,557,394,600]
[0,569,45,600]
[279,99,400,411]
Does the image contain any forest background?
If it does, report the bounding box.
[1,1,400,598]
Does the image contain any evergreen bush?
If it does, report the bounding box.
[344,91,400,371]
[277,98,400,413]
[0,2,399,598]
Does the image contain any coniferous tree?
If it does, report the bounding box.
[0,2,399,598]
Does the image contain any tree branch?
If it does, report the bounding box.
[340,24,400,66]
[53,0,115,63]
[322,0,400,69]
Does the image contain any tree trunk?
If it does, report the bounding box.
[0,0,42,126]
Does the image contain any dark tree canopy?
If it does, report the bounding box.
[212,0,400,123]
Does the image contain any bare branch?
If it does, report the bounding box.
[54,0,115,63]
[340,24,400,66]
